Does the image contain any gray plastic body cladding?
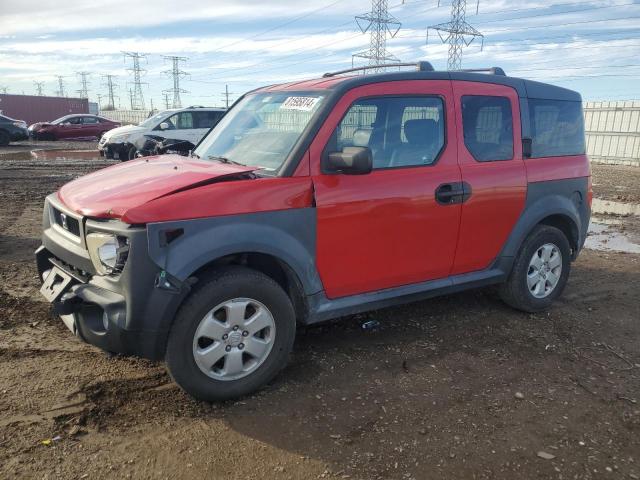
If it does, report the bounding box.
[498,177,590,262]
[146,208,320,295]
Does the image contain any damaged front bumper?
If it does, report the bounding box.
[35,194,190,360]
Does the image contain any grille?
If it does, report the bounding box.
[52,207,81,237]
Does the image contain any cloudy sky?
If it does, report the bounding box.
[0,0,638,109]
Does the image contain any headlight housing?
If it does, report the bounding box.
[110,133,131,143]
[86,233,129,275]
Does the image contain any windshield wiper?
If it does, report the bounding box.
[207,155,245,166]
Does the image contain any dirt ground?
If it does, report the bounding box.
[0,143,639,479]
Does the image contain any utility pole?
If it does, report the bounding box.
[33,81,45,96]
[123,51,147,110]
[163,93,171,110]
[55,76,66,97]
[129,88,134,110]
[352,0,402,72]
[428,0,483,70]
[221,84,235,108]
[77,71,91,99]
[102,74,118,110]
[162,55,189,109]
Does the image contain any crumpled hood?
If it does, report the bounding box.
[29,122,51,131]
[58,154,257,219]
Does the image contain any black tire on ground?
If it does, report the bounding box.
[0,130,10,146]
[166,266,296,402]
[124,145,137,161]
[499,224,571,313]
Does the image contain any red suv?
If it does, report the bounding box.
[36,63,591,401]
[29,114,120,140]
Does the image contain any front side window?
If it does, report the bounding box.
[329,96,445,169]
[194,92,325,173]
[462,95,513,161]
[165,112,194,130]
[529,99,585,157]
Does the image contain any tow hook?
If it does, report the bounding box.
[53,291,82,316]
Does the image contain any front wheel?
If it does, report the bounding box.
[499,225,571,312]
[166,266,296,401]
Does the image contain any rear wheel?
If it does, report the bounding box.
[0,130,9,146]
[166,266,296,401]
[499,225,571,312]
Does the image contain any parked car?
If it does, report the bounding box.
[98,106,226,160]
[29,114,120,141]
[36,62,591,402]
[0,113,29,146]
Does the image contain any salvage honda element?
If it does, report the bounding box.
[36,62,591,401]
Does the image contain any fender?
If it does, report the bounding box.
[146,208,323,295]
[497,177,590,265]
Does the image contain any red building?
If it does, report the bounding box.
[0,94,89,125]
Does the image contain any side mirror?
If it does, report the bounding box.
[325,146,373,175]
[522,137,532,159]
[159,122,169,130]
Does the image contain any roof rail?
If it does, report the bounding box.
[457,67,506,76]
[323,61,435,78]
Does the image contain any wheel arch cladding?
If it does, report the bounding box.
[499,178,589,262]
[146,208,322,297]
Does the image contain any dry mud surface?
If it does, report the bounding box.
[0,146,639,479]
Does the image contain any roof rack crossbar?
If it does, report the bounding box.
[323,61,435,78]
[457,67,506,76]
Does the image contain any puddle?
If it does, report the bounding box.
[0,149,104,161]
[591,198,640,217]
[585,222,640,254]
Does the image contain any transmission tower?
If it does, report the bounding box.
[101,74,118,110]
[123,52,147,110]
[221,84,235,108]
[55,76,66,97]
[162,56,189,109]
[428,0,483,70]
[33,81,45,96]
[77,71,91,99]
[352,0,402,72]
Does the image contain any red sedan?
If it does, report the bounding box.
[29,115,120,141]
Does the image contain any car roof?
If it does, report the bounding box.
[258,68,582,102]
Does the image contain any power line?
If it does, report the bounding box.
[428,0,483,70]
[33,81,45,96]
[352,0,402,71]
[123,51,147,110]
[76,71,91,99]
[163,56,189,109]
[102,74,118,110]
[55,76,66,97]
[221,84,236,108]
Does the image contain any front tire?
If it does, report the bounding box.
[499,225,571,313]
[166,266,296,401]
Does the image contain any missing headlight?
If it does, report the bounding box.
[86,233,130,275]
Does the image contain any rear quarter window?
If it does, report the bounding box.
[529,99,585,157]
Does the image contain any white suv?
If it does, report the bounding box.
[98,106,226,160]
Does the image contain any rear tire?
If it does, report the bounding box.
[0,130,9,146]
[166,266,296,401]
[499,225,571,312]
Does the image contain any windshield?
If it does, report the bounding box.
[193,92,325,173]
[138,111,170,128]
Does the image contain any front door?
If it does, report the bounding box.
[310,81,462,299]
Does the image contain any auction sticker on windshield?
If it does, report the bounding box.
[281,96,322,111]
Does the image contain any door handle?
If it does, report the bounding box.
[435,182,472,205]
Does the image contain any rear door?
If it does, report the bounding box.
[450,81,527,274]
[310,80,462,299]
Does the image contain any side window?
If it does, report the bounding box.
[331,96,445,169]
[174,112,194,129]
[529,99,585,157]
[82,116,98,124]
[192,111,222,129]
[462,95,513,161]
